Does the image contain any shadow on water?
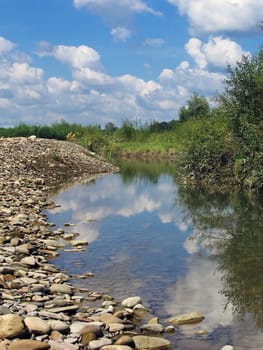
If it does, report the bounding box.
[47,159,263,349]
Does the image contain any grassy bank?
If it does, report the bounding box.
[0,115,261,192]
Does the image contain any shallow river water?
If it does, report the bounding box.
[47,159,263,350]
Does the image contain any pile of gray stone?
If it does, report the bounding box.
[0,137,173,350]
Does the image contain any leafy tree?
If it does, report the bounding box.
[219,51,263,138]
[179,93,210,122]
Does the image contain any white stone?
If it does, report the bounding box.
[121,296,141,308]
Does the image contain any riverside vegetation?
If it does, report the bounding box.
[1,49,262,192]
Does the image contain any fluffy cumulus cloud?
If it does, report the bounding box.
[185,36,251,69]
[168,0,263,34]
[110,26,133,42]
[38,41,101,69]
[0,34,231,127]
[159,60,225,98]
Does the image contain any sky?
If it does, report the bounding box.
[0,0,262,127]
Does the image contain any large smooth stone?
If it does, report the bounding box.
[167,311,204,325]
[47,320,69,333]
[0,314,25,339]
[98,313,123,324]
[101,346,133,350]
[89,338,112,350]
[133,335,171,350]
[20,256,37,266]
[140,324,164,333]
[114,335,134,347]
[8,339,50,350]
[48,340,78,350]
[121,297,141,308]
[49,284,73,295]
[24,317,50,335]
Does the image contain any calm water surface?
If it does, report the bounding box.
[47,160,263,350]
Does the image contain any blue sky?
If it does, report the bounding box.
[0,0,262,127]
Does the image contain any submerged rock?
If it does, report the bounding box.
[167,311,204,325]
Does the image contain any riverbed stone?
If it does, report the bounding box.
[81,331,97,346]
[0,314,25,339]
[47,320,69,333]
[100,346,134,350]
[140,324,164,333]
[48,340,78,350]
[114,336,135,347]
[98,313,123,324]
[132,336,171,350]
[89,338,112,350]
[49,284,73,295]
[121,297,141,308]
[24,316,51,335]
[221,346,234,350]
[167,311,204,325]
[8,339,50,350]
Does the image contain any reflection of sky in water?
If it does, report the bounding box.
[47,173,263,350]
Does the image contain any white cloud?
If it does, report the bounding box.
[168,0,263,34]
[74,0,162,17]
[111,26,133,42]
[0,36,228,127]
[185,36,251,69]
[143,38,165,47]
[159,60,225,97]
[0,37,15,56]
[38,42,101,69]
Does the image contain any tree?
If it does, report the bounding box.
[219,51,263,137]
[179,93,210,122]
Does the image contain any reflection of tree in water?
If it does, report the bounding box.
[117,159,178,185]
[177,186,263,329]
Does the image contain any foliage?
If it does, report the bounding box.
[178,110,239,186]
[218,50,263,190]
[179,93,211,122]
[219,51,263,138]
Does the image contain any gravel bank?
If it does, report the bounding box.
[0,137,173,350]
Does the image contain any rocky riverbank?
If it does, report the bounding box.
[0,137,175,350]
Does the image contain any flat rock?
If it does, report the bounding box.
[167,311,204,325]
[0,314,25,339]
[24,316,50,335]
[98,313,123,324]
[48,340,78,350]
[8,340,50,350]
[47,305,79,314]
[101,346,134,350]
[49,284,73,295]
[132,336,171,350]
[89,338,112,350]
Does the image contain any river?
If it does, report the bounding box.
[46,159,263,350]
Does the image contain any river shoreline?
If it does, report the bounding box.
[0,137,174,350]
